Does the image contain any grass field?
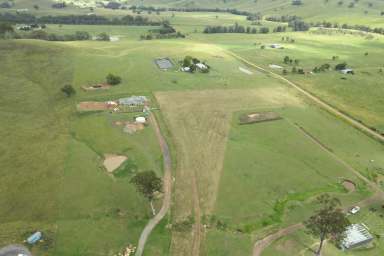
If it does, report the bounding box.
[1,1,384,255]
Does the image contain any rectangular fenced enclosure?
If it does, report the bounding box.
[154,58,174,70]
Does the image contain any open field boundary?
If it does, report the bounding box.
[227,51,384,144]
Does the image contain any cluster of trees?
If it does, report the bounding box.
[312,21,384,35]
[292,0,303,5]
[265,15,310,31]
[0,1,13,8]
[51,2,66,9]
[203,24,270,34]
[129,5,262,20]
[283,56,300,65]
[0,13,162,26]
[141,23,185,40]
[1,27,95,41]
[313,63,331,73]
[182,56,210,73]
[281,36,295,43]
[106,73,122,85]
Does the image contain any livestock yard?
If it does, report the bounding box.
[1,1,384,256]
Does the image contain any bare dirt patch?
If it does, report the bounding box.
[239,67,253,75]
[77,101,109,111]
[103,154,127,173]
[113,121,145,134]
[239,111,282,124]
[343,180,356,192]
[82,83,111,91]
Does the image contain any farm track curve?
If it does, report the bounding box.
[135,112,172,256]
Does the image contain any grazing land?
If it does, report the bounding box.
[0,1,384,256]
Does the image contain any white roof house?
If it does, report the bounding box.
[196,63,207,70]
[341,224,373,250]
[270,44,282,49]
[340,68,354,74]
[118,96,148,106]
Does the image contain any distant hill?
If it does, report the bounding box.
[125,0,384,25]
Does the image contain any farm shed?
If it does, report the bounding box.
[118,96,148,106]
[196,63,208,70]
[270,44,283,49]
[340,68,354,74]
[155,58,174,70]
[341,224,373,250]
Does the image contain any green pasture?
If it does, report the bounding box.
[0,39,167,255]
[190,31,384,133]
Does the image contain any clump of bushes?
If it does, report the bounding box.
[106,73,122,85]
[181,56,210,73]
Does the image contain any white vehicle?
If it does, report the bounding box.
[349,206,361,214]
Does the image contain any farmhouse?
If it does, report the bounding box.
[340,68,354,74]
[196,63,208,70]
[118,96,148,106]
[341,224,373,250]
[270,44,283,49]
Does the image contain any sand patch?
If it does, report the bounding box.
[77,101,109,111]
[343,180,356,192]
[239,67,253,75]
[113,121,145,134]
[103,154,127,173]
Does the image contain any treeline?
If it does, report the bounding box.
[0,13,162,26]
[312,21,384,35]
[266,15,310,31]
[2,28,96,41]
[141,24,185,40]
[129,5,262,20]
[203,24,287,34]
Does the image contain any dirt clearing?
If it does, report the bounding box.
[343,180,356,192]
[103,154,127,173]
[239,67,253,75]
[77,102,109,111]
[113,121,145,134]
[239,111,282,124]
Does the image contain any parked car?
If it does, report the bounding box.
[349,206,361,214]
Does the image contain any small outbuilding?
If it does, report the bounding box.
[135,116,146,124]
[341,224,373,250]
[27,231,42,245]
[270,44,283,49]
[118,96,148,106]
[340,68,354,74]
[196,63,208,70]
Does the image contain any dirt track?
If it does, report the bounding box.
[135,112,172,256]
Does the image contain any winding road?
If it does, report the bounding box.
[135,112,172,256]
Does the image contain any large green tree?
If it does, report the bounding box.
[130,171,162,215]
[305,194,350,256]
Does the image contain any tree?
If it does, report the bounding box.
[96,32,110,41]
[33,4,39,10]
[130,171,162,215]
[284,56,290,64]
[305,194,350,256]
[0,22,13,35]
[61,84,76,97]
[106,73,122,85]
[335,62,347,70]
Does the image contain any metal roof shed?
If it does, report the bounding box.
[341,224,373,250]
